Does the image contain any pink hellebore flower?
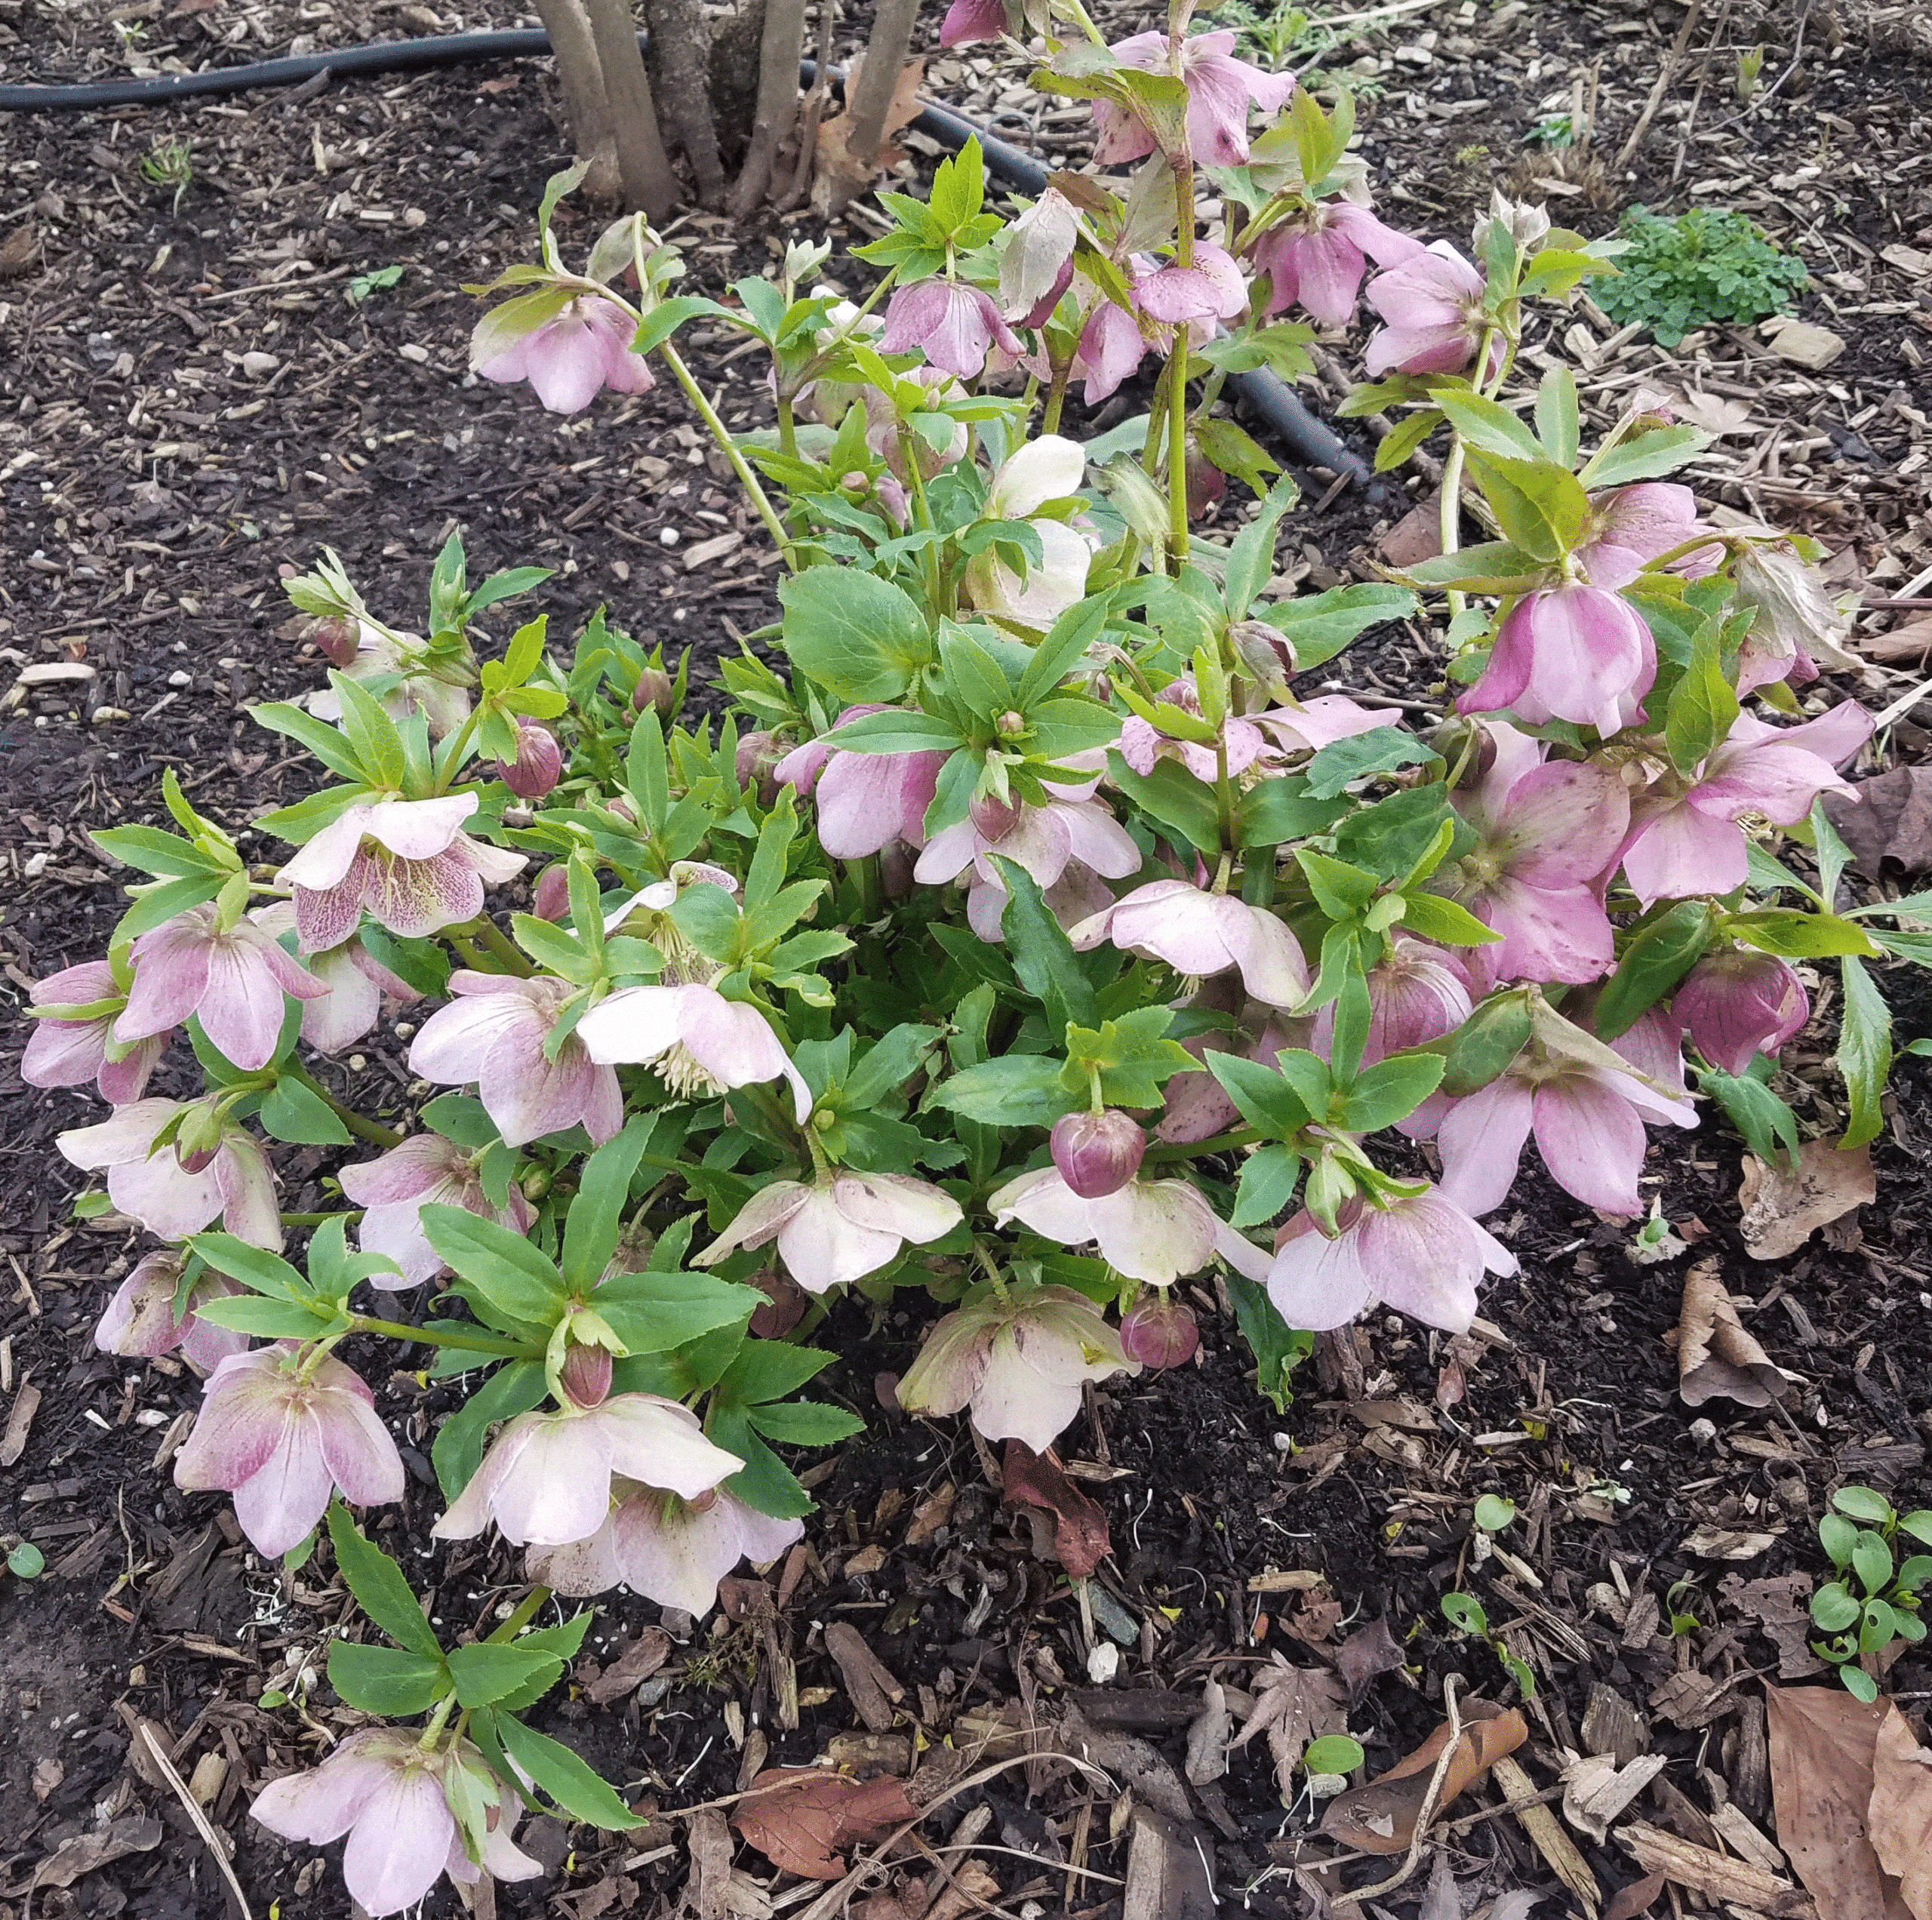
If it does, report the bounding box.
[1266,1189,1517,1335]
[1312,937,1472,1067]
[575,983,814,1123]
[21,959,165,1104]
[1435,1055,1698,1220]
[1156,1009,1299,1144]
[527,1483,804,1615]
[116,904,328,1073]
[938,0,1008,45]
[175,1345,405,1557]
[917,789,1140,943]
[409,972,622,1148]
[1051,1109,1146,1198]
[252,1731,540,1918]
[309,623,472,741]
[1577,482,1721,589]
[1070,878,1309,1010]
[1092,31,1296,169]
[339,1133,536,1288]
[475,293,654,415]
[694,1171,962,1293]
[1460,583,1657,737]
[879,279,1020,381]
[896,1285,1139,1452]
[1073,300,1155,406]
[1363,243,1501,379]
[1674,949,1809,1075]
[990,1165,1271,1288]
[776,706,946,859]
[300,935,423,1054]
[1436,737,1630,992]
[278,794,526,953]
[435,1392,742,1548]
[1121,1296,1200,1369]
[1134,243,1250,327]
[1620,703,1872,907]
[1254,202,1423,328]
[96,1249,248,1372]
[58,1099,281,1248]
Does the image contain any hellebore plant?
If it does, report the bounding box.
[36,18,1927,1912]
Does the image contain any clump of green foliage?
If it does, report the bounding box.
[1809,1485,1932,1702]
[1597,205,1808,348]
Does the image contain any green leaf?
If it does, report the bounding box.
[1398,891,1502,948]
[1205,1051,1316,1137]
[1854,1530,1894,1597]
[560,1118,657,1293]
[190,1296,328,1339]
[994,856,1099,1038]
[1440,994,1532,1097]
[491,1711,645,1829]
[1237,777,1349,848]
[1595,902,1713,1039]
[1820,1512,1859,1570]
[841,1024,946,1111]
[328,1642,449,1716]
[1832,1485,1893,1524]
[432,1361,547,1500]
[708,1405,815,1518]
[1473,1494,1516,1532]
[327,1503,445,1657]
[1441,1592,1488,1635]
[1698,1063,1801,1169]
[1461,451,1592,562]
[1107,750,1221,854]
[1231,1143,1302,1228]
[823,709,964,755]
[1534,367,1580,469]
[1841,1665,1878,1703]
[1061,1006,1198,1108]
[1255,583,1416,671]
[1726,909,1876,960]
[1433,389,1543,463]
[590,1270,758,1355]
[249,701,372,781]
[1303,731,1434,801]
[778,571,934,703]
[747,1401,866,1445]
[260,1075,353,1147]
[422,1205,565,1325]
[189,1233,306,1300]
[1339,1053,1445,1134]
[1398,541,1550,593]
[1373,408,1444,474]
[446,1642,565,1709]
[115,872,229,940]
[1581,424,1711,488]
[331,672,407,790]
[1303,1734,1366,1777]
[1017,598,1109,708]
[632,295,727,357]
[1836,955,1891,1149]
[1297,850,1380,919]
[1810,1581,1860,1632]
[1665,635,1740,776]
[933,1056,1074,1128]
[1222,1268,1311,1413]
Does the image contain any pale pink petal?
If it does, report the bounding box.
[1531,1075,1648,1215]
[597,1396,743,1500]
[777,1188,903,1289]
[1435,1078,1534,1217]
[340,1765,457,1917]
[232,1420,337,1556]
[1263,1213,1377,1330]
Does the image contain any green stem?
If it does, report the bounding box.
[1143,1125,1261,1163]
[284,1064,403,1149]
[350,1312,533,1358]
[1440,322,1502,626]
[1041,355,1073,437]
[1214,739,1236,866]
[417,1691,460,1752]
[431,703,485,795]
[657,341,798,572]
[777,394,798,460]
[472,916,536,978]
[485,1583,554,1644]
[1062,0,1109,45]
[1166,334,1191,573]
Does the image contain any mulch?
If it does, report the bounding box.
[2,0,1930,1915]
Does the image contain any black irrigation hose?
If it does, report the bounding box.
[0,31,1383,494]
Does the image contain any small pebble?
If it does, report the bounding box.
[1085,1642,1119,1685]
[658,526,680,547]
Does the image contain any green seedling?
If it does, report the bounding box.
[1441,1590,1535,1697]
[1809,1484,1932,1702]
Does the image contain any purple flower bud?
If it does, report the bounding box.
[311,616,360,669]
[176,1139,220,1176]
[1051,1109,1146,1201]
[969,792,1026,842]
[735,731,785,808]
[1675,949,1809,1077]
[497,723,561,801]
[1120,1297,1199,1369]
[632,666,675,719]
[533,863,571,922]
[557,1340,613,1411]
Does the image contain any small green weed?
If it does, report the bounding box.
[1595,204,1808,349]
[138,140,194,214]
[349,264,407,304]
[1809,1485,1932,1702]
[1440,1590,1535,1697]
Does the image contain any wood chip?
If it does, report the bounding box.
[0,1381,40,1467]
[1616,1820,1812,1915]
[822,1622,905,1733]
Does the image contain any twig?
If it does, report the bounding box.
[138,1725,255,1920]
[1669,0,1733,185]
[1698,0,1816,143]
[1331,1675,1464,1908]
[1614,0,1703,171]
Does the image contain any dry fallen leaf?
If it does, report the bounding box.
[1824,767,1932,875]
[1675,1260,1795,1406]
[1601,1869,1668,1920]
[1764,1684,1914,1920]
[1869,1704,1932,1920]
[583,1627,671,1705]
[0,221,41,280]
[1669,388,1754,435]
[1718,1572,1829,1680]
[1183,1678,1231,1786]
[1332,1614,1407,1708]
[812,57,927,214]
[1318,1702,1527,1854]
[730,1768,918,1880]
[1230,1656,1348,1798]
[1001,1442,1111,1578]
[1738,1141,1876,1262]
[1856,618,1932,666]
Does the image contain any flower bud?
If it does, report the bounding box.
[311,616,360,669]
[1185,439,1226,522]
[173,1103,225,1174]
[878,839,916,900]
[1229,620,1296,703]
[970,792,1026,842]
[735,731,785,808]
[995,710,1027,738]
[533,863,572,922]
[632,666,675,720]
[557,1340,612,1411]
[1675,948,1808,1077]
[497,723,561,800]
[748,1269,809,1339]
[1120,1297,1199,1369]
[1051,1109,1146,1200]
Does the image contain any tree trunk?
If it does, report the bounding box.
[840,0,920,178]
[710,0,770,178]
[730,0,805,216]
[580,0,681,218]
[645,0,729,210]
[533,0,622,200]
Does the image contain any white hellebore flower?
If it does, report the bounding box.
[961,435,1094,628]
[694,1172,963,1293]
[575,983,814,1123]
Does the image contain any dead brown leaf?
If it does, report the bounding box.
[1738,1141,1876,1261]
[0,1381,39,1468]
[730,1768,918,1880]
[1869,1704,1932,1920]
[1183,1678,1231,1786]
[583,1627,671,1705]
[679,1807,732,1920]
[1001,1442,1110,1578]
[811,58,927,214]
[1601,1869,1668,1920]
[32,1817,164,1890]
[1718,1573,1828,1680]
[0,222,42,280]
[1332,1615,1406,1707]
[1669,388,1754,435]
[1764,1684,1914,1920]
[1318,1703,1527,1854]
[1856,618,1932,666]
[1230,1656,1348,1798]
[1675,1260,1794,1405]
[903,1482,955,1547]
[1824,767,1932,875]
[1376,495,1444,570]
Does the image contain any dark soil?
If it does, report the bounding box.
[3,0,1931,1915]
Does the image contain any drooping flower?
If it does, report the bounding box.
[896,1284,1139,1451]
[409,972,621,1148]
[1577,482,1721,589]
[776,706,946,859]
[1070,879,1309,1009]
[1459,583,1657,737]
[1619,704,1872,907]
[297,934,423,1054]
[960,435,1096,627]
[339,1132,535,1288]
[693,1172,963,1293]
[1311,938,1472,1067]
[1432,733,1630,992]
[21,959,166,1104]
[1120,1296,1200,1369]
[527,1483,804,1615]
[1731,534,1862,693]
[878,279,1021,381]
[1432,1051,1698,1220]
[937,0,1008,47]
[575,982,814,1123]
[474,293,654,414]
[1118,685,1398,788]
[990,1165,1272,1288]
[1363,243,1500,378]
[58,1100,281,1248]
[1253,202,1423,326]
[1133,243,1251,326]
[307,622,472,740]
[278,795,526,953]
[175,1344,405,1556]
[115,904,328,1073]
[251,1731,542,1918]
[1091,31,1296,169]
[1000,187,1081,320]
[1072,297,1157,405]
[95,1249,248,1372]
[1674,948,1809,1075]
[1050,1109,1146,1198]
[433,1392,742,1548]
[1265,1188,1517,1334]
